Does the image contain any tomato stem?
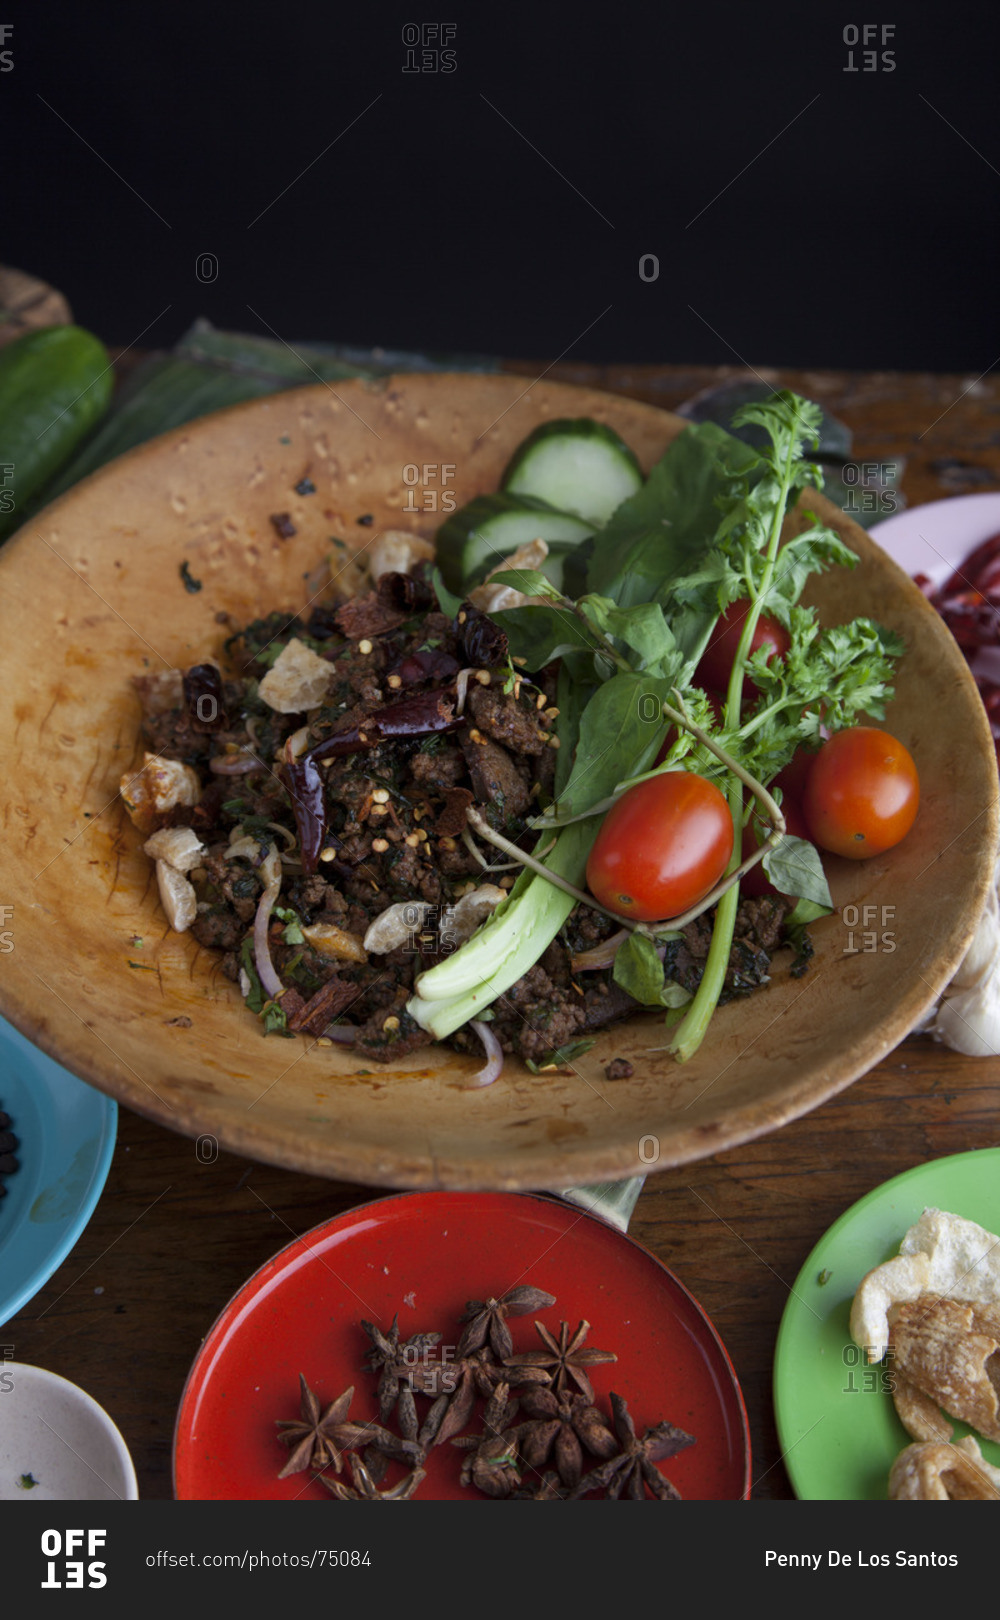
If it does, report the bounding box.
[469,695,787,942]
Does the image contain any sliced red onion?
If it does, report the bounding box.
[252,878,285,1000]
[465,1019,504,1088]
[210,753,264,775]
[454,667,479,717]
[321,1024,358,1045]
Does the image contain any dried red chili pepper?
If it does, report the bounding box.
[183,663,228,732]
[288,690,466,869]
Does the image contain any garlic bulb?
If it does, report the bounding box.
[928,848,1000,1056]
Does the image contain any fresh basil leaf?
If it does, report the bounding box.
[613,931,666,1005]
[562,671,673,814]
[661,980,693,1009]
[762,834,832,907]
[612,932,691,1009]
[430,565,464,618]
[486,568,562,599]
[553,662,594,797]
[579,596,682,675]
[586,422,759,624]
[785,896,832,930]
[492,603,602,672]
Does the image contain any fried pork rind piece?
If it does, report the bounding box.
[368,529,435,582]
[888,1296,1000,1444]
[891,1368,955,1444]
[850,1207,1000,1363]
[468,538,550,614]
[120,752,201,834]
[258,638,335,714]
[889,1437,1000,1500]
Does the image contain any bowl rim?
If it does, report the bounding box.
[4,1360,139,1500]
[0,1020,118,1327]
[0,372,996,1190]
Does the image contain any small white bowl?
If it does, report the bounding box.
[0,1364,138,1500]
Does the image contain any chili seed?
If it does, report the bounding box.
[358,639,373,655]
[372,837,389,852]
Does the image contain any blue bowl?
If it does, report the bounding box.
[0,1018,117,1327]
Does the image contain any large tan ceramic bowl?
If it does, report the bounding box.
[0,374,995,1189]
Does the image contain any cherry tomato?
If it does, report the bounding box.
[740,793,811,899]
[696,601,790,697]
[803,727,919,859]
[586,771,734,922]
[772,746,817,806]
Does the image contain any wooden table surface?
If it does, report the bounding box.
[5,356,1000,1501]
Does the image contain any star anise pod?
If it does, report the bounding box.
[275,1377,359,1478]
[320,1453,426,1501]
[572,1392,695,1500]
[361,1314,443,1421]
[505,1318,617,1403]
[456,1285,557,1361]
[451,1381,523,1498]
[514,1387,618,1491]
[510,1470,567,1501]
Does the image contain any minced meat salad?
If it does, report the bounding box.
[123,561,800,1073]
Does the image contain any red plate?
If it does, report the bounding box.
[173,1192,750,1500]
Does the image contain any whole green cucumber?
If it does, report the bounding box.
[0,324,113,538]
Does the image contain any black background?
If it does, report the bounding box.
[2,4,999,372]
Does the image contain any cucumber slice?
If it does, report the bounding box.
[435,493,594,591]
[501,418,643,526]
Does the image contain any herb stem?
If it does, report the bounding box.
[670,424,800,1064]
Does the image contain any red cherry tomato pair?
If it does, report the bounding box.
[587,728,920,924]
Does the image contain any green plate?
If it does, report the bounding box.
[773,1147,1000,1500]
